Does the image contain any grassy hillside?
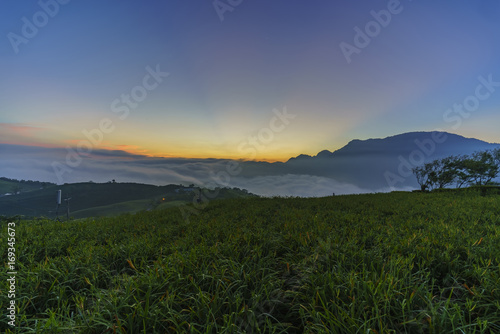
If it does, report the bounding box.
[70,199,155,218]
[0,178,20,194]
[0,181,255,219]
[0,177,54,195]
[1,192,500,333]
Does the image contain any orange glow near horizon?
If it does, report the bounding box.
[0,130,302,162]
[114,147,298,162]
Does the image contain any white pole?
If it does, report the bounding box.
[57,190,62,205]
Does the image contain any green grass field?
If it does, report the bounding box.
[1,191,500,333]
[71,199,156,218]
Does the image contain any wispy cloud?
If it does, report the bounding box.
[0,123,50,146]
[0,144,368,197]
[230,174,373,197]
[3,132,499,195]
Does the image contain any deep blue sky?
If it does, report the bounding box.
[1,0,500,161]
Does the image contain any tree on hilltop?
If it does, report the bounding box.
[412,149,500,190]
[413,156,458,191]
[413,164,432,191]
[466,151,498,186]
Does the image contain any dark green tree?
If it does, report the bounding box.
[466,151,499,186]
[412,150,500,190]
[413,164,432,191]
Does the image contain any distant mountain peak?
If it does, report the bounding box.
[287,154,312,162]
[282,131,500,191]
[315,150,333,158]
[285,131,499,178]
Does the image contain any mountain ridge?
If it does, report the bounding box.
[288,131,499,161]
[280,131,500,191]
[2,131,500,198]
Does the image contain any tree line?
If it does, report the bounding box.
[412,148,500,191]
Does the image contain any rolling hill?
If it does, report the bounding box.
[0,177,54,195]
[0,181,256,219]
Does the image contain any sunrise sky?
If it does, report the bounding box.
[2,0,500,163]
